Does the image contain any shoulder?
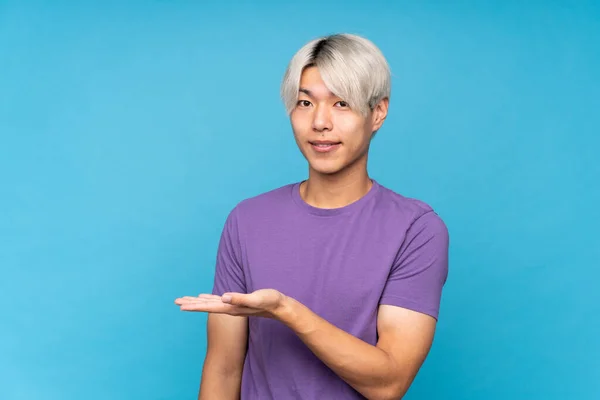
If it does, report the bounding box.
[226,182,298,223]
[375,181,448,234]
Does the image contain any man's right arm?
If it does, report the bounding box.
[198,314,248,400]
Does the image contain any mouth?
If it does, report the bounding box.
[309,140,342,153]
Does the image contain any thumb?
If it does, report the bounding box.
[221,293,247,306]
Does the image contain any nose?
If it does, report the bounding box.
[312,104,333,132]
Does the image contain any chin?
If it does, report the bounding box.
[308,161,346,176]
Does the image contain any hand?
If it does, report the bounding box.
[174,289,287,319]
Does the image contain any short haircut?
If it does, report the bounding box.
[280,33,391,116]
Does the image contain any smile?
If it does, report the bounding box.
[309,142,341,153]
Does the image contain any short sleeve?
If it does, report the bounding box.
[380,211,449,320]
[211,206,247,295]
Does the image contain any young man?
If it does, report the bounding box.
[175,33,449,400]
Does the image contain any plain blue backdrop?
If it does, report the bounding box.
[1,1,599,399]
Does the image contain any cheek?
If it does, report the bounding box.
[290,114,310,138]
[336,119,370,150]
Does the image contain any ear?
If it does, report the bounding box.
[371,98,389,132]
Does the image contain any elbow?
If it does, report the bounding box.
[368,380,410,400]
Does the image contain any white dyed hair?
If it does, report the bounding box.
[280,33,391,116]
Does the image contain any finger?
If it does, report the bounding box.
[175,297,220,305]
[175,295,219,302]
[179,300,230,311]
[178,298,222,306]
[175,296,205,302]
[198,294,221,300]
[179,302,253,315]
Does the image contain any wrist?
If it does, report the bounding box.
[273,295,316,336]
[272,293,295,322]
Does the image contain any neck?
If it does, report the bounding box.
[300,163,373,210]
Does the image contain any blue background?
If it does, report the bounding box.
[1,1,599,399]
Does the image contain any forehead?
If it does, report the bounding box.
[298,66,337,98]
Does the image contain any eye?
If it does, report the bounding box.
[297,100,312,107]
[335,101,349,108]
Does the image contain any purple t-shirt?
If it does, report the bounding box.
[211,179,449,399]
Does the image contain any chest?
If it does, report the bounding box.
[241,215,404,320]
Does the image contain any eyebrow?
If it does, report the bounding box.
[299,87,336,99]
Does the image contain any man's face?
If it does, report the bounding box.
[290,66,387,176]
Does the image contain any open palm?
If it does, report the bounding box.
[175,289,285,318]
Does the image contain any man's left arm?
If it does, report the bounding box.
[276,210,449,400]
[275,298,436,400]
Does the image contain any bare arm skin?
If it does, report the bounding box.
[198,314,248,400]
